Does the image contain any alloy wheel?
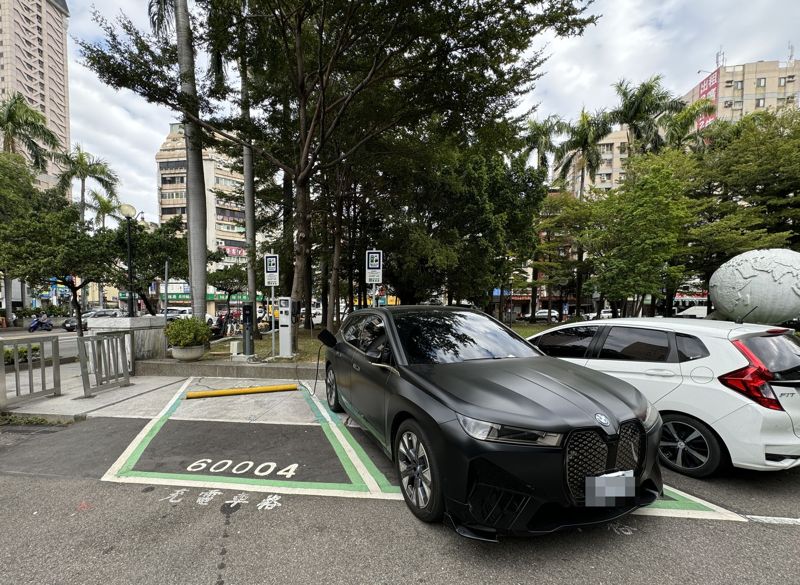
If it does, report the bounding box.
[325,368,343,412]
[397,430,433,509]
[660,420,710,470]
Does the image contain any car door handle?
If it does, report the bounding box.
[352,363,360,372]
[645,369,675,378]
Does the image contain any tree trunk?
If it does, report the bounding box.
[20,280,27,309]
[71,286,85,338]
[175,0,207,323]
[290,177,310,349]
[327,186,343,331]
[281,170,294,296]
[2,272,12,324]
[138,291,157,316]
[240,48,259,340]
[304,251,313,329]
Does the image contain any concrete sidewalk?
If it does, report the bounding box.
[3,356,327,424]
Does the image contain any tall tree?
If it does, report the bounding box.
[147,0,209,322]
[610,75,684,154]
[526,114,562,175]
[56,144,118,224]
[0,92,60,171]
[89,189,121,229]
[554,109,611,316]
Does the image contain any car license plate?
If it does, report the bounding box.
[585,470,635,507]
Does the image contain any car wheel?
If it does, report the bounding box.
[659,414,724,478]
[394,419,443,523]
[325,366,343,413]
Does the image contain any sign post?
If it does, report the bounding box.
[265,252,279,357]
[366,250,383,308]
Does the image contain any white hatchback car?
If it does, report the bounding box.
[528,318,800,477]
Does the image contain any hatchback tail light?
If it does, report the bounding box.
[718,340,783,411]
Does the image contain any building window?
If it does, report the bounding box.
[161,206,186,215]
[215,176,243,188]
[161,190,186,200]
[733,100,743,109]
[159,160,186,171]
[755,97,765,108]
[161,175,185,185]
[756,77,766,88]
[779,77,787,87]
[734,80,743,90]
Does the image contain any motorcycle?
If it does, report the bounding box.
[28,316,53,332]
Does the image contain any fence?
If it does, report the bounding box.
[0,335,61,407]
[76,332,130,397]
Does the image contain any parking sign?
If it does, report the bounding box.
[265,254,279,287]
[366,250,383,284]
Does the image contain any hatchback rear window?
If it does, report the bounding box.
[741,334,800,380]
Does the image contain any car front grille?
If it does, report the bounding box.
[565,430,609,502]
[564,420,645,505]
[616,420,645,473]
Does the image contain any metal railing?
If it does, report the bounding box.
[0,335,62,407]
[77,332,130,397]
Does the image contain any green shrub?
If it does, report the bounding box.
[165,318,211,347]
[3,345,39,365]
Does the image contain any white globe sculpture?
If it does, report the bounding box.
[709,249,800,324]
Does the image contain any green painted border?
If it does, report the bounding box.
[648,487,714,511]
[299,384,400,494]
[113,383,370,492]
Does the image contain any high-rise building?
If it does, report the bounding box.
[557,127,629,199]
[156,123,249,312]
[683,59,800,128]
[0,0,70,187]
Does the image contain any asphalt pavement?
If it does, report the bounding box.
[1,328,79,360]
[2,376,800,584]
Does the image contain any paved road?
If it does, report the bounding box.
[2,410,799,585]
[1,329,79,360]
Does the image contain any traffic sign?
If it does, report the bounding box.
[265,254,279,287]
[366,250,383,284]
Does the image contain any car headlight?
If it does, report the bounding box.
[639,402,661,430]
[456,414,563,447]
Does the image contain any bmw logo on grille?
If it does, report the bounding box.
[595,413,610,427]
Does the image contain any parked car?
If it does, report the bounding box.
[533,309,560,322]
[63,311,96,332]
[163,307,214,326]
[528,318,800,478]
[584,309,614,320]
[320,306,662,539]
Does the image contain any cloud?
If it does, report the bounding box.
[526,0,800,122]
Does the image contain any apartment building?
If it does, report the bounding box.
[559,127,629,198]
[156,123,250,311]
[0,0,70,187]
[683,59,800,127]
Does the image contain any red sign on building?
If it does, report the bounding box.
[696,68,719,130]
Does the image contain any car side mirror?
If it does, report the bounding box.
[318,329,337,348]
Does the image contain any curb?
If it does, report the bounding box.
[0,412,84,424]
[135,359,321,379]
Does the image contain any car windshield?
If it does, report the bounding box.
[742,334,800,381]
[392,310,538,365]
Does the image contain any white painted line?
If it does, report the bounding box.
[746,515,800,526]
[104,473,404,500]
[302,383,383,494]
[633,507,744,521]
[100,377,192,482]
[168,416,320,427]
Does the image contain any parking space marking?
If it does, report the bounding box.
[635,485,745,522]
[746,515,800,526]
[98,377,758,519]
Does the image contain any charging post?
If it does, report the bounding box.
[265,252,279,357]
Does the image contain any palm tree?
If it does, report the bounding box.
[526,115,562,177]
[554,109,612,200]
[89,190,121,229]
[662,99,716,150]
[554,109,611,319]
[56,145,119,224]
[0,92,60,171]
[150,0,208,322]
[611,75,685,154]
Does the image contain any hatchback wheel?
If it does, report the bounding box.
[394,420,443,522]
[659,414,723,478]
[325,366,343,412]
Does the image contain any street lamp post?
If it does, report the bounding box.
[119,203,137,317]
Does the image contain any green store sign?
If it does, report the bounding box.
[119,292,266,302]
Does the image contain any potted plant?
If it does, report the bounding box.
[165,318,211,362]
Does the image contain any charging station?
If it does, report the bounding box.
[278,296,294,357]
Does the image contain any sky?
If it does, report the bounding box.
[67,0,800,223]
